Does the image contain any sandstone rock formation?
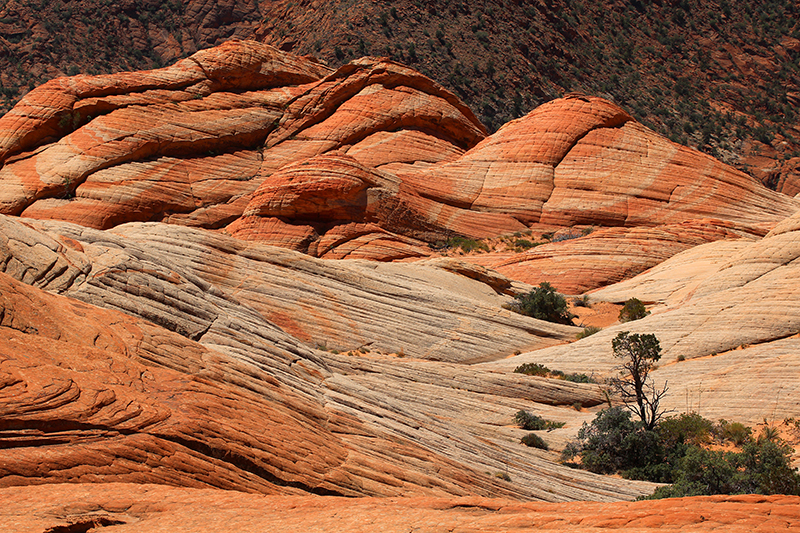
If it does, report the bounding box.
[1,40,796,268]
[408,95,797,234]
[1,39,800,523]
[0,215,576,362]
[1,483,798,533]
[467,219,753,294]
[0,214,652,501]
[481,209,800,423]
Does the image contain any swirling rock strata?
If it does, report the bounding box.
[1,41,796,265]
[0,214,653,501]
[481,209,800,423]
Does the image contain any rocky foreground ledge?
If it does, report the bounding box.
[1,483,798,532]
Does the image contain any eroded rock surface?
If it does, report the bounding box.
[482,208,800,423]
[466,219,754,294]
[0,214,651,501]
[2,484,798,533]
[1,41,796,267]
[1,39,800,517]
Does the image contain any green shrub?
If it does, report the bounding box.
[619,297,650,322]
[576,326,601,339]
[445,236,489,253]
[658,412,714,449]
[562,407,662,476]
[514,410,565,431]
[514,238,539,250]
[715,420,753,446]
[521,433,548,450]
[514,362,550,376]
[565,408,800,498]
[564,372,595,383]
[648,439,800,498]
[515,410,547,429]
[759,425,780,443]
[514,363,595,383]
[511,282,574,325]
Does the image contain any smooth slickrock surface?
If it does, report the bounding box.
[0,214,653,501]
[465,220,753,294]
[2,484,799,533]
[0,215,576,362]
[480,208,800,423]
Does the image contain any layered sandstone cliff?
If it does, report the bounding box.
[1,41,796,269]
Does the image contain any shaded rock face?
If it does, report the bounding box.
[0,40,796,266]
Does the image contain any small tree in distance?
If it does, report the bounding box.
[610,331,669,431]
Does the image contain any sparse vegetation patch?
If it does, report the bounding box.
[563,408,800,498]
[514,410,565,431]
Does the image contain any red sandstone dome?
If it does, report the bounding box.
[0,40,796,268]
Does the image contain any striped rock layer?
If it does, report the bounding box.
[0,41,796,272]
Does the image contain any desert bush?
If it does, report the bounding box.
[715,420,753,446]
[562,407,662,476]
[565,408,800,498]
[513,362,550,376]
[648,439,800,498]
[445,236,489,253]
[619,297,650,322]
[510,282,573,325]
[564,372,595,383]
[514,410,565,431]
[576,326,601,339]
[494,471,511,481]
[658,412,713,449]
[552,231,582,242]
[514,363,595,383]
[572,295,591,307]
[521,433,548,450]
[513,238,538,250]
[759,425,780,443]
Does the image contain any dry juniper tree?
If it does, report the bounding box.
[610,331,670,431]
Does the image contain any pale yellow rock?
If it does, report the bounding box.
[482,211,800,423]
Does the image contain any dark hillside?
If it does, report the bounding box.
[1,0,798,188]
